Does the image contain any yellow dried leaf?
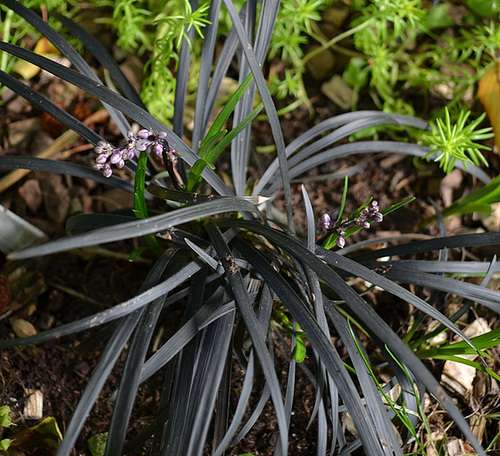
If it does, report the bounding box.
[478,62,500,152]
[12,37,60,80]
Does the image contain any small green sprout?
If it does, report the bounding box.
[422,108,494,174]
[0,405,15,451]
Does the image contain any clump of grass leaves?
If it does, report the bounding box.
[0,1,499,455]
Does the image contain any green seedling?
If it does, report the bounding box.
[187,73,263,192]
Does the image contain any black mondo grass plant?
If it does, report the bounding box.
[1,1,500,455]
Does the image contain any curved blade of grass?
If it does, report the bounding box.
[0,156,136,193]
[104,249,189,455]
[52,13,147,110]
[384,269,500,313]
[54,249,174,456]
[205,103,263,165]
[330,308,403,455]
[254,112,430,196]
[351,231,500,263]
[222,0,293,229]
[0,0,131,136]
[228,223,486,454]
[187,131,227,191]
[206,222,289,455]
[0,258,204,348]
[264,141,490,196]
[231,237,387,455]
[188,101,264,192]
[0,40,232,195]
[0,69,103,145]
[8,197,261,260]
[203,72,255,144]
[379,260,500,275]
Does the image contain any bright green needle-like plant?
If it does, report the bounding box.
[422,108,494,174]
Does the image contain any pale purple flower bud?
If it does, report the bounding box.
[127,130,135,140]
[371,212,383,223]
[110,151,123,164]
[103,165,112,178]
[362,221,370,229]
[115,159,125,169]
[153,143,163,156]
[336,236,345,248]
[167,149,178,162]
[135,140,149,151]
[321,214,331,230]
[138,129,151,139]
[125,148,136,160]
[157,131,167,140]
[96,153,108,164]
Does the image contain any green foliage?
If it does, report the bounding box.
[417,328,500,382]
[347,0,500,117]
[88,432,108,456]
[440,174,500,217]
[272,305,308,363]
[421,108,493,174]
[132,150,160,255]
[187,73,263,192]
[0,405,14,451]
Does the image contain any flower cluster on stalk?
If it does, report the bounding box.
[93,129,177,178]
[321,200,383,248]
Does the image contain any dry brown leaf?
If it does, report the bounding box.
[478,62,500,152]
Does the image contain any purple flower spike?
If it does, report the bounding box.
[336,236,345,248]
[321,213,331,230]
